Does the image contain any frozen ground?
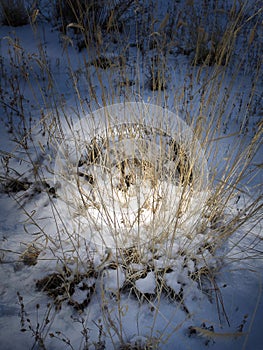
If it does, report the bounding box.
[0,1,262,349]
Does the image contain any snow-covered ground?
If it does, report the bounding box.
[0,1,262,349]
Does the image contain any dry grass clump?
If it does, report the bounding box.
[0,0,29,26]
[54,0,135,48]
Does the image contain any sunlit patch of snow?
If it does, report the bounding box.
[54,102,209,249]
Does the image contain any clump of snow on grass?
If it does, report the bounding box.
[135,271,156,294]
[103,267,126,291]
[70,287,89,305]
[165,271,181,295]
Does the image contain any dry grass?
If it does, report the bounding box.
[0,0,262,348]
[0,0,29,26]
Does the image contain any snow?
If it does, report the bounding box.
[135,271,156,295]
[0,0,262,349]
[103,267,126,291]
[165,271,181,295]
